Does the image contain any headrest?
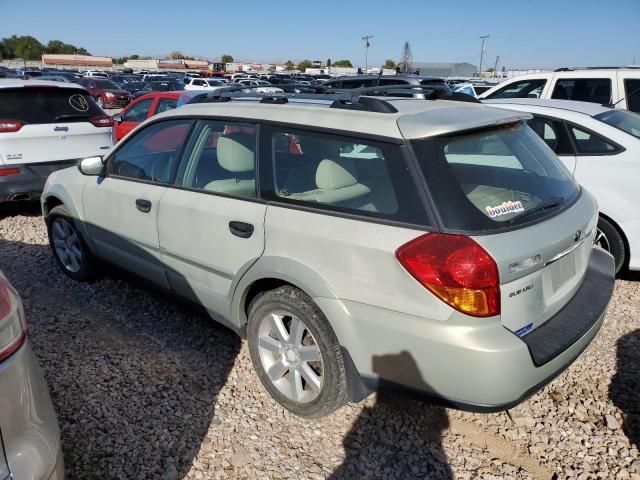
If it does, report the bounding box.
[315,158,358,190]
[217,133,255,173]
[299,135,340,159]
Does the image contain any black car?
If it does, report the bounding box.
[111,74,142,85]
[120,81,148,95]
[321,74,449,98]
[132,81,184,99]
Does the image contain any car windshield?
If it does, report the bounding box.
[95,80,120,90]
[594,109,640,140]
[411,122,580,232]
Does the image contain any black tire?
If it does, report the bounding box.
[596,216,626,275]
[247,285,348,418]
[46,205,98,281]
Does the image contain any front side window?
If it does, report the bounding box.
[266,129,427,224]
[569,125,619,154]
[485,79,546,99]
[551,78,611,104]
[624,79,640,113]
[107,120,192,183]
[412,122,579,232]
[156,98,178,114]
[175,120,257,198]
[122,98,153,122]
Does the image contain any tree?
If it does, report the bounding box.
[326,58,331,67]
[383,59,396,69]
[332,59,353,68]
[284,60,295,71]
[221,54,233,63]
[297,59,313,72]
[399,41,413,73]
[169,51,185,59]
[486,67,495,73]
[129,54,140,60]
[14,35,44,60]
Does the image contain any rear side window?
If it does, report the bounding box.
[624,79,640,113]
[0,87,103,124]
[526,116,574,155]
[551,78,611,104]
[569,125,619,154]
[107,119,192,183]
[485,79,546,99]
[264,128,427,224]
[412,123,580,232]
[156,98,178,114]
[594,108,640,139]
[122,98,153,122]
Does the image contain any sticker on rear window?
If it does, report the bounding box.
[485,200,525,218]
[69,94,89,112]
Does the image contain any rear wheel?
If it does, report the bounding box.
[247,286,348,418]
[46,205,97,281]
[595,216,626,274]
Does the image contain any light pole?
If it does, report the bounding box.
[478,34,489,77]
[362,35,373,72]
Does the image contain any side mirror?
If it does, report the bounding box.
[112,113,122,122]
[77,156,104,176]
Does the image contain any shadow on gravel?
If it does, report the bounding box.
[0,236,242,479]
[330,352,453,479]
[610,329,640,448]
[0,200,41,220]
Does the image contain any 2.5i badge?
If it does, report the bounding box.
[486,200,525,218]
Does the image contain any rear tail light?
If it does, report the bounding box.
[396,233,500,317]
[90,115,114,128]
[0,278,27,362]
[0,167,21,177]
[0,120,23,133]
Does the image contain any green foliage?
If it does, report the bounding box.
[332,59,353,68]
[326,58,331,67]
[221,54,234,63]
[284,60,295,71]
[168,51,194,60]
[13,35,43,60]
[383,59,396,69]
[0,35,90,60]
[297,59,313,72]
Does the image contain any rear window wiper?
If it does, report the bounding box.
[54,114,91,121]
[509,196,564,223]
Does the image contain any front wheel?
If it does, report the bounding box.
[46,205,97,281]
[247,286,348,418]
[595,216,626,275]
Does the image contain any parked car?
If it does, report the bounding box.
[0,79,114,202]
[120,81,148,96]
[38,75,73,83]
[82,70,109,79]
[76,78,132,108]
[451,82,495,98]
[479,67,640,113]
[486,98,640,274]
[0,270,64,479]
[41,91,614,418]
[131,81,184,99]
[184,78,227,91]
[111,74,142,86]
[322,75,449,98]
[235,79,284,93]
[113,91,183,140]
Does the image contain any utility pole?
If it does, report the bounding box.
[494,55,500,78]
[478,34,489,77]
[362,35,373,72]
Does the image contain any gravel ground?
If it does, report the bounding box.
[0,203,638,480]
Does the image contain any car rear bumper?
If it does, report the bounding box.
[0,342,63,479]
[0,160,77,202]
[318,247,615,410]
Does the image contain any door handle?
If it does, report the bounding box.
[136,198,152,213]
[229,221,254,238]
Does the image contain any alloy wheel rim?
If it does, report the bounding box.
[52,218,83,273]
[257,310,324,403]
[594,227,611,253]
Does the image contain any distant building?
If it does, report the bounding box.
[411,62,477,78]
[42,54,113,69]
[123,58,209,72]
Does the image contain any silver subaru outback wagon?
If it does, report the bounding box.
[41,90,615,418]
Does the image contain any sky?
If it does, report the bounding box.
[1,0,639,69]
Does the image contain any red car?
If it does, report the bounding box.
[112,92,182,140]
[76,78,132,109]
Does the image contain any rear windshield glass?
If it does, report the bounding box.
[94,80,120,90]
[594,109,640,140]
[412,122,580,232]
[0,87,103,124]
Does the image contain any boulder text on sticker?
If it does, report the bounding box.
[485,200,525,218]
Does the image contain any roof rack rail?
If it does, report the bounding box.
[554,66,640,72]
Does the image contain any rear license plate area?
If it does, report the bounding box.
[550,253,576,291]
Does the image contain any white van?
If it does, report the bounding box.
[479,68,640,113]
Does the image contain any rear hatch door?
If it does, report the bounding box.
[0,86,113,165]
